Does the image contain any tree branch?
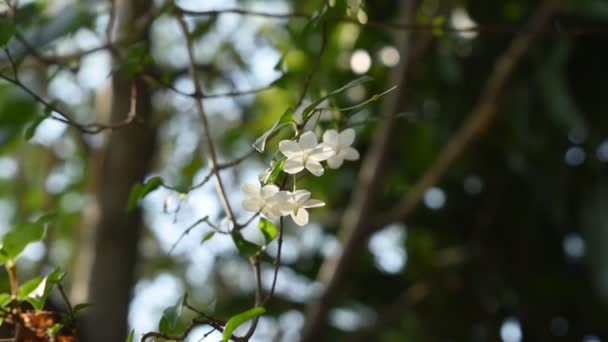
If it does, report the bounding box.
[300,0,425,339]
[301,1,557,340]
[375,0,559,229]
[175,13,238,229]
[175,4,602,36]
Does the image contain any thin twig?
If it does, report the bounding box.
[175,12,239,230]
[375,1,559,228]
[301,1,558,340]
[57,284,75,320]
[167,216,225,256]
[176,5,607,37]
[0,72,139,134]
[140,319,229,342]
[241,256,262,340]
[300,0,427,337]
[295,22,328,109]
[263,217,284,305]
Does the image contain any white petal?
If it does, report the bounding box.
[263,205,282,219]
[309,146,335,161]
[327,155,344,169]
[261,185,279,198]
[283,158,305,174]
[292,190,311,203]
[241,183,260,195]
[339,128,356,146]
[291,208,309,226]
[303,199,325,208]
[279,140,301,157]
[343,147,360,161]
[299,131,318,149]
[242,199,262,212]
[322,129,339,145]
[305,160,324,176]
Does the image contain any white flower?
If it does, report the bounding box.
[241,183,282,219]
[320,128,360,169]
[258,168,272,183]
[279,131,333,176]
[277,190,325,226]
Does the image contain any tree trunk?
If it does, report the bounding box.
[77,1,155,341]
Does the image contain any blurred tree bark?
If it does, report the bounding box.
[73,1,157,341]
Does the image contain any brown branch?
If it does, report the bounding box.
[140,318,229,342]
[375,0,558,229]
[301,1,557,340]
[167,216,225,256]
[241,256,263,340]
[263,217,284,305]
[299,0,426,338]
[351,282,430,342]
[176,5,605,36]
[175,13,239,229]
[0,70,139,134]
[295,22,328,109]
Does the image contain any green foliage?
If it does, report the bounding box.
[73,303,93,314]
[231,233,262,258]
[158,294,187,335]
[258,218,279,243]
[0,87,39,148]
[0,293,11,308]
[253,107,295,152]
[201,231,215,244]
[127,176,164,212]
[24,113,49,141]
[266,159,286,185]
[18,268,64,310]
[221,306,266,342]
[300,75,373,122]
[0,20,15,46]
[125,330,134,342]
[120,42,154,77]
[0,215,51,263]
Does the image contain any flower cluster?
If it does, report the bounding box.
[242,128,360,226]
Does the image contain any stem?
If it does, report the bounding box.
[6,261,18,298]
[175,13,239,230]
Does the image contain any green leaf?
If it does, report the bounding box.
[231,233,262,258]
[258,218,278,244]
[201,231,215,244]
[18,268,63,311]
[221,307,266,342]
[46,323,63,337]
[159,294,187,334]
[0,20,15,46]
[252,108,295,152]
[1,222,46,261]
[0,293,11,308]
[126,330,134,342]
[121,42,154,77]
[127,176,163,212]
[301,76,373,122]
[266,159,285,185]
[73,303,93,314]
[190,17,218,39]
[24,106,53,141]
[47,267,65,283]
[19,276,47,310]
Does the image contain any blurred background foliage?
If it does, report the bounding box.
[0,0,607,341]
